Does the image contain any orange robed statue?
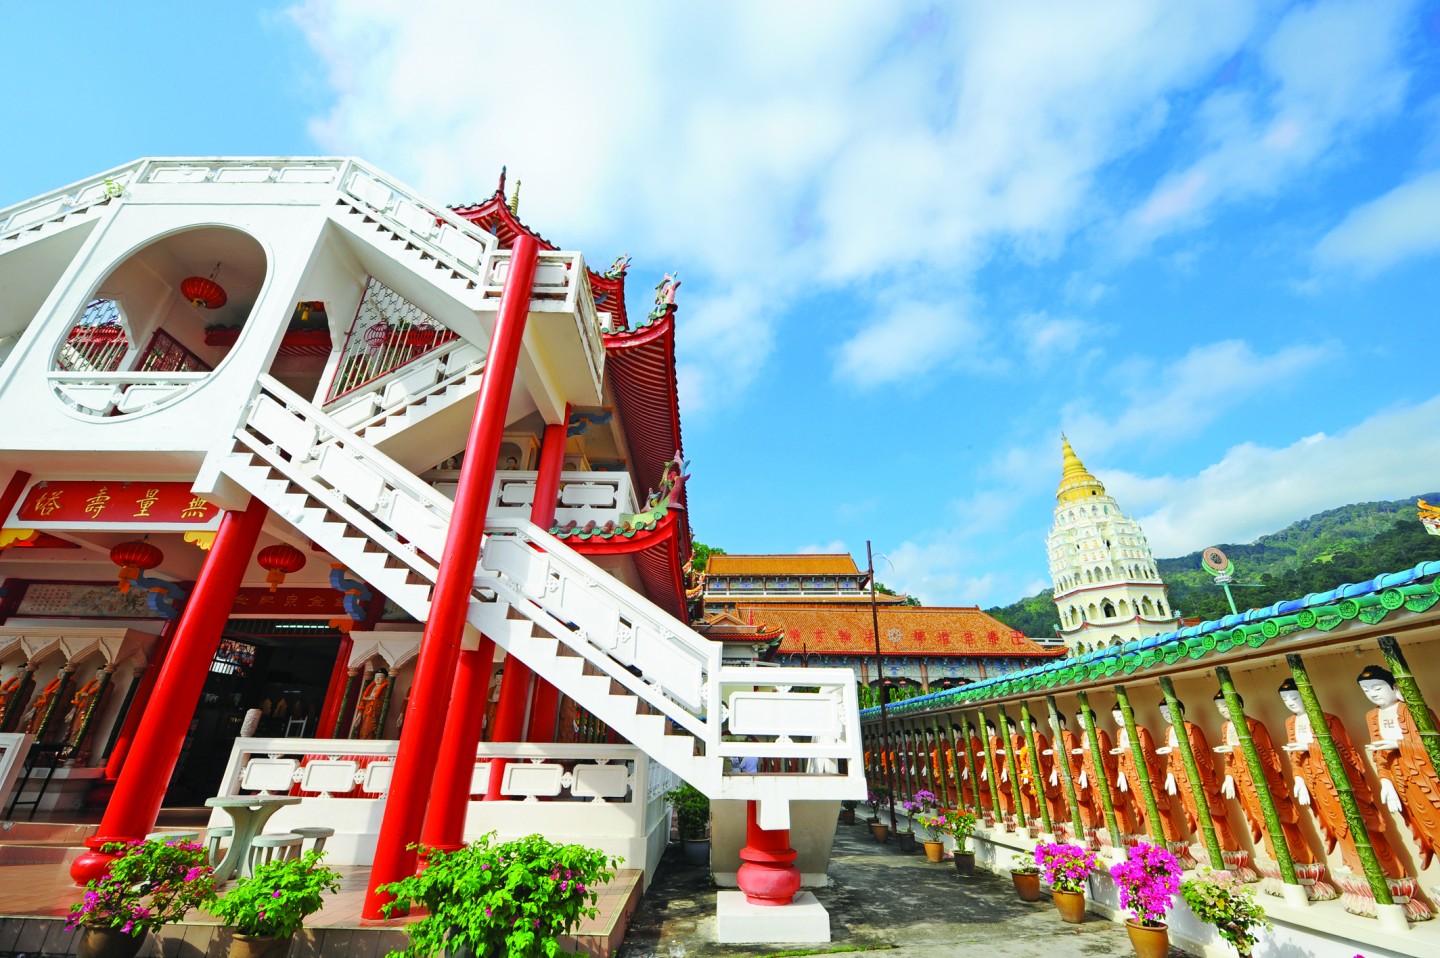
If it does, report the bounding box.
[1211,690,1322,869]
[1077,708,1136,840]
[961,726,993,815]
[0,665,23,718]
[1359,664,1440,870]
[1049,712,1099,831]
[1159,698,1250,877]
[354,668,391,740]
[1110,705,1190,850]
[1023,718,1066,827]
[64,668,108,748]
[24,674,64,735]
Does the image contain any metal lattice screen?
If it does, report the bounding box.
[325,277,457,402]
[56,299,130,372]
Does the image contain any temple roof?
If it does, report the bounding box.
[761,606,1064,658]
[707,554,863,576]
[1057,435,1106,505]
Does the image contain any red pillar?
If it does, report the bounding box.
[483,657,533,800]
[315,634,354,736]
[102,621,177,780]
[736,801,802,905]
[71,498,268,884]
[524,412,568,744]
[364,235,540,919]
[418,629,494,847]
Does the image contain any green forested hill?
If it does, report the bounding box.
[987,494,1440,637]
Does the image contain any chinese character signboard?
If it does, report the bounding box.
[10,481,222,530]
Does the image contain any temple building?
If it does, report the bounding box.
[700,554,1063,692]
[1048,437,1179,653]
[0,158,863,940]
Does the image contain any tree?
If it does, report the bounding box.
[691,541,725,573]
[875,581,922,607]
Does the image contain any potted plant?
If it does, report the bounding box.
[947,810,979,875]
[664,782,711,866]
[914,788,938,811]
[1110,842,1183,958]
[840,799,859,825]
[1010,852,1042,901]
[916,810,949,863]
[897,800,921,852]
[67,839,217,958]
[1181,873,1273,958]
[379,833,619,958]
[210,849,342,958]
[1035,841,1097,923]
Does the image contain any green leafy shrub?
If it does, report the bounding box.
[380,833,620,958]
[210,849,342,939]
[664,781,710,840]
[1181,874,1272,956]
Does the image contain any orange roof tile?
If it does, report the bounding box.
[756,606,1064,658]
[706,554,861,576]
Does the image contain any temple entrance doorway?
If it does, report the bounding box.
[162,619,342,807]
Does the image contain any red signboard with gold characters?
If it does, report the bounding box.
[10,481,220,527]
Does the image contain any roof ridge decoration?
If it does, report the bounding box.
[551,451,688,541]
[859,559,1440,718]
[448,168,558,251]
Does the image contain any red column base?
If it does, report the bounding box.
[70,839,128,885]
[736,801,800,906]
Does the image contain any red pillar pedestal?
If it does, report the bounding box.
[736,800,801,906]
[364,235,540,919]
[70,498,268,884]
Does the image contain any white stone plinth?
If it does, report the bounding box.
[715,890,831,944]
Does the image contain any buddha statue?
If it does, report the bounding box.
[1358,664,1440,870]
[1077,707,1136,842]
[1278,676,1429,919]
[1159,697,1250,877]
[354,668,391,740]
[1210,689,1329,895]
[1111,704,1191,856]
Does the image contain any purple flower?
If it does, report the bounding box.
[272,890,282,898]
[485,907,492,917]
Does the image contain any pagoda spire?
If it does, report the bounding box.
[509,177,522,215]
[1057,434,1105,504]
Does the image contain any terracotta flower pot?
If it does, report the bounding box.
[840,808,856,825]
[1012,871,1042,901]
[953,851,976,875]
[77,927,146,958]
[1125,920,1170,958]
[923,840,945,863]
[1053,888,1087,923]
[229,934,294,958]
[870,822,889,842]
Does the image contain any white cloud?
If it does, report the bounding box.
[1121,0,1414,244]
[796,540,848,555]
[1314,169,1440,275]
[1013,311,1101,366]
[834,299,984,389]
[287,0,1279,402]
[1063,339,1329,453]
[1108,395,1440,555]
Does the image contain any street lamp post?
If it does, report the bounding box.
[867,540,898,832]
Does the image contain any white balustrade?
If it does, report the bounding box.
[485,471,638,526]
[337,161,497,277]
[0,161,143,240]
[0,732,35,813]
[49,371,211,418]
[209,737,671,879]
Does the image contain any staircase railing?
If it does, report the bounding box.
[325,334,486,432]
[0,160,143,240]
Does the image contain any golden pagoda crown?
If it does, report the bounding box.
[1057,435,1106,505]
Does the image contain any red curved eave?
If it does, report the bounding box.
[602,305,688,538]
[589,270,629,331]
[450,193,558,251]
[563,511,689,622]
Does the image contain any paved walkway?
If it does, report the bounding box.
[619,821,1190,957]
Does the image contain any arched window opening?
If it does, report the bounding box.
[50,225,266,418]
[1102,600,1116,618]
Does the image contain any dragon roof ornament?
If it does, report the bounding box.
[552,451,689,541]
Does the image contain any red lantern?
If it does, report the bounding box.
[257,543,307,592]
[111,540,163,594]
[180,275,227,309]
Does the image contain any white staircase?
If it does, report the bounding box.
[204,375,864,821]
[325,338,489,469]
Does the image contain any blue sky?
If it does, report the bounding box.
[5,2,1440,610]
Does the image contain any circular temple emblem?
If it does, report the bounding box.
[1201,546,1229,573]
[887,627,903,644]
